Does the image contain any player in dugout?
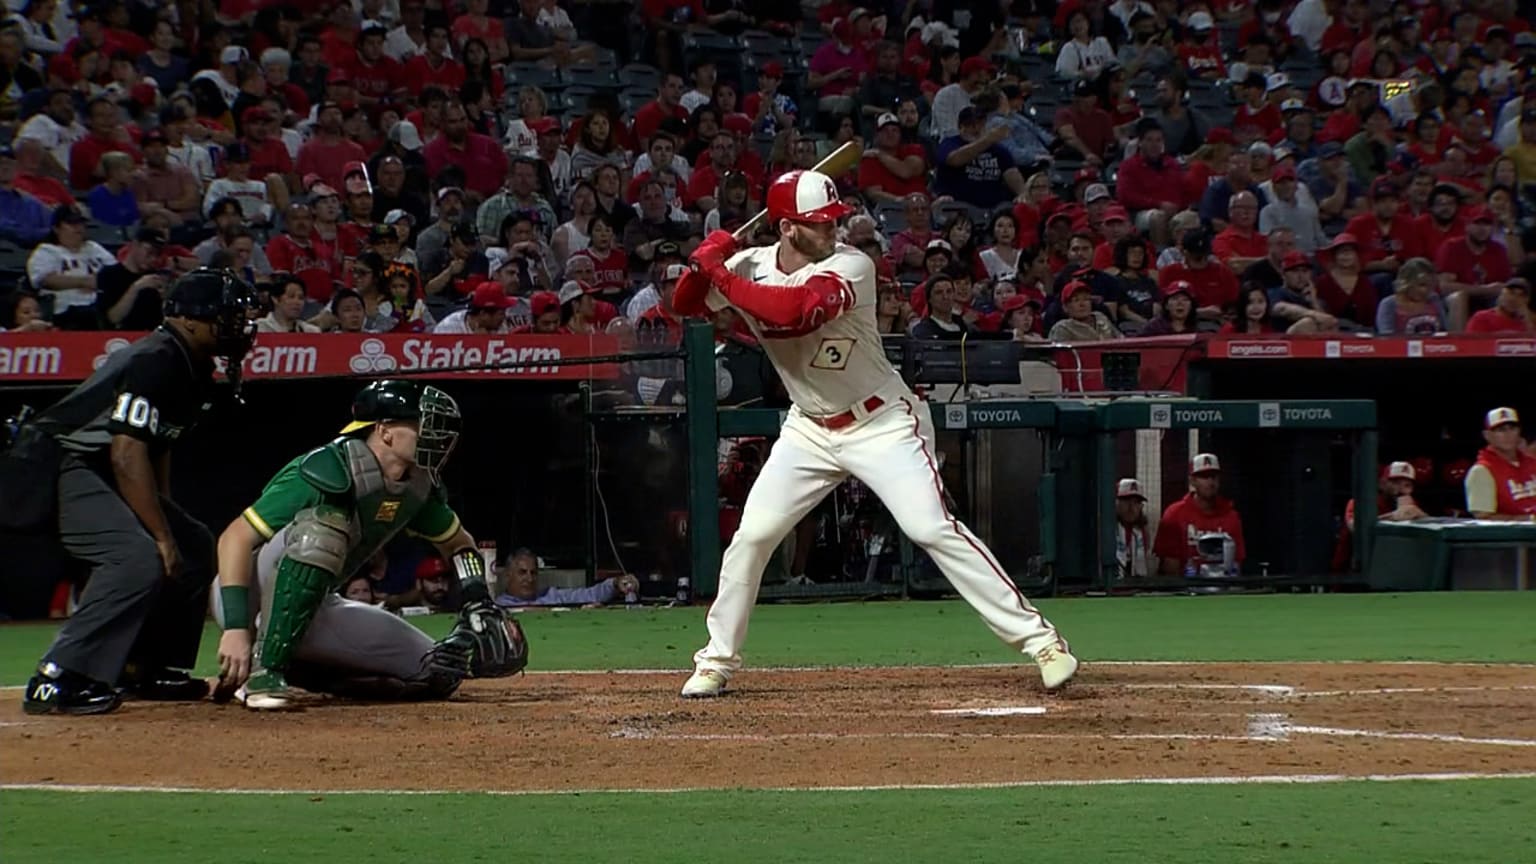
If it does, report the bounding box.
[1463,407,1536,521]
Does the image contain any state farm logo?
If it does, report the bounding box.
[1226,341,1291,358]
[1494,340,1536,357]
[93,337,131,370]
[349,338,399,373]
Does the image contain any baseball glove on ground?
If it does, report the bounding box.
[445,601,529,678]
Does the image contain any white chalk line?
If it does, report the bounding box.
[3,659,1533,692]
[609,728,1262,743]
[1296,685,1536,698]
[1287,726,1536,748]
[5,772,1536,798]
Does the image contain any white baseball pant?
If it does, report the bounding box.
[694,389,1066,673]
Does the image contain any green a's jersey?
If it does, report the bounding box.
[242,437,461,581]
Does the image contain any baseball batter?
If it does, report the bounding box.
[673,169,1078,698]
[210,379,527,710]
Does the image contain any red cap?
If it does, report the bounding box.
[529,290,561,318]
[131,82,159,108]
[1061,279,1093,302]
[1281,251,1311,270]
[47,55,79,83]
[760,61,784,78]
[527,116,560,134]
[723,113,752,135]
[961,57,996,78]
[1206,127,1234,146]
[1272,163,1297,180]
[1323,232,1358,252]
[1466,204,1497,223]
[1103,204,1130,223]
[327,67,353,85]
[468,282,513,310]
[242,106,273,125]
[1162,279,1194,299]
[997,295,1029,313]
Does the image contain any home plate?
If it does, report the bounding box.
[931,706,1049,717]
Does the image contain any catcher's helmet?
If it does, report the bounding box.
[342,380,462,483]
[163,267,259,358]
[766,169,854,226]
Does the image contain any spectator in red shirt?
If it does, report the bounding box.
[632,72,688,149]
[423,101,508,201]
[807,19,868,113]
[69,96,141,191]
[1158,228,1239,319]
[1212,191,1269,270]
[404,25,464,97]
[1414,183,1466,252]
[1116,120,1186,247]
[451,0,510,63]
[1233,72,1283,140]
[1054,78,1115,166]
[1465,278,1533,333]
[1176,12,1227,80]
[1438,205,1515,329]
[1152,453,1246,576]
[265,202,338,301]
[241,107,295,210]
[297,101,369,196]
[685,133,747,214]
[1343,176,1424,278]
[857,113,928,204]
[347,23,404,106]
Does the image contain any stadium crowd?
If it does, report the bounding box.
[0,0,1533,344]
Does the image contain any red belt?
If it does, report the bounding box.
[804,396,885,431]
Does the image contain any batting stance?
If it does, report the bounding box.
[211,379,527,710]
[673,170,1078,698]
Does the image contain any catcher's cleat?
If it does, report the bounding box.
[23,664,122,716]
[238,670,298,711]
[680,668,729,698]
[1034,640,1079,691]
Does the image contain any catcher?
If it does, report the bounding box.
[210,379,527,710]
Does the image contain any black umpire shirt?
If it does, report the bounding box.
[33,327,216,472]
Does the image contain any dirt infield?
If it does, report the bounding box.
[4,663,1536,792]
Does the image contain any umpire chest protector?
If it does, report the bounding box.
[299,437,437,577]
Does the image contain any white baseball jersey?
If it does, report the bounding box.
[708,242,903,416]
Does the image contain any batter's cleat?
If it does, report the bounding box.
[238,670,297,711]
[1034,640,1079,691]
[23,664,122,716]
[680,668,729,698]
[120,666,211,701]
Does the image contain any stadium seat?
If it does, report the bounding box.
[562,86,598,114]
[617,63,662,91]
[505,62,560,91]
[562,65,618,91]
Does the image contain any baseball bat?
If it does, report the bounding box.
[731,140,864,241]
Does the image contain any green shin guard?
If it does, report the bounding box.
[258,558,335,673]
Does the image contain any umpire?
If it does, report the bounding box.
[6,268,258,715]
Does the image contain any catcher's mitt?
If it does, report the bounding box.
[444,600,529,678]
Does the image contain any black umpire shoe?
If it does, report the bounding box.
[23,664,122,716]
[119,665,211,702]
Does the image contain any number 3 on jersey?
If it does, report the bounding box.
[111,392,160,434]
[811,337,855,371]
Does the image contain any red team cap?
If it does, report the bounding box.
[530,291,561,318]
[1281,251,1311,270]
[766,169,855,225]
[468,282,515,310]
[1485,407,1521,430]
[1466,205,1497,224]
[1190,453,1222,475]
[1386,461,1416,481]
[1061,279,1093,302]
[1162,279,1194,299]
[1117,478,1147,499]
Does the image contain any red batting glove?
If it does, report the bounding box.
[689,230,739,275]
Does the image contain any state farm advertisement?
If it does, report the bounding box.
[0,332,622,382]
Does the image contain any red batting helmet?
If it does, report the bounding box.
[766,170,855,226]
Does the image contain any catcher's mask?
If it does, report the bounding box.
[341,380,462,483]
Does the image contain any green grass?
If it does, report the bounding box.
[3,592,1534,687]
[4,592,1534,862]
[4,779,1534,864]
